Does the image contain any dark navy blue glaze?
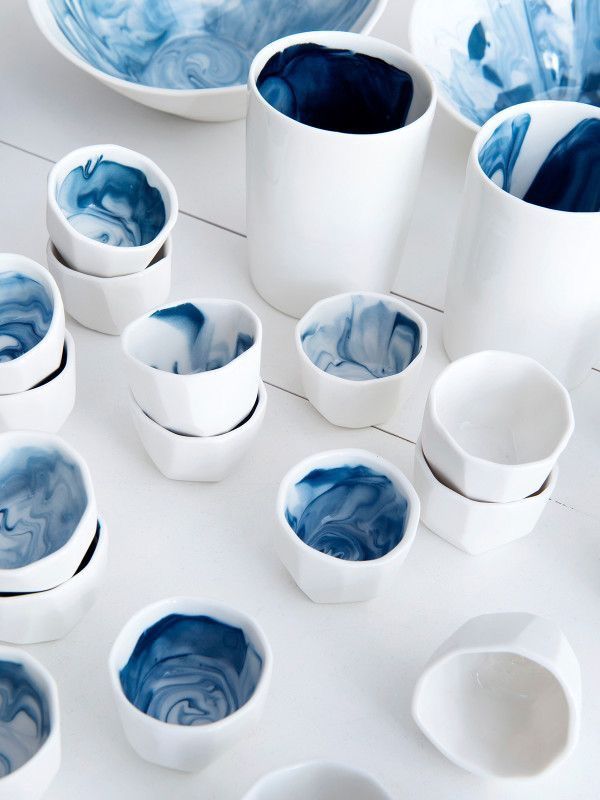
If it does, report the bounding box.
[0,273,53,363]
[286,464,409,561]
[478,112,531,193]
[257,43,414,134]
[119,613,263,725]
[58,156,166,247]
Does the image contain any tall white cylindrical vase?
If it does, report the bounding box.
[443,100,600,389]
[246,31,436,318]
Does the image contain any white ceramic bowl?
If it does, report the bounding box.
[0,431,97,593]
[0,645,60,800]
[46,238,172,335]
[28,0,387,122]
[130,380,267,482]
[412,613,581,779]
[0,254,65,395]
[108,597,273,772]
[421,351,574,503]
[47,144,178,278]
[242,761,393,800]
[276,449,419,603]
[122,298,262,436]
[413,441,557,556]
[0,331,75,434]
[0,518,107,645]
[296,293,427,428]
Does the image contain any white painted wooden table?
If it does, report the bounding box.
[0,2,599,798]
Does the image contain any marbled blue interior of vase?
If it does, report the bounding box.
[479,113,600,211]
[286,464,408,561]
[257,43,414,133]
[302,296,420,380]
[0,446,88,569]
[119,613,262,725]
[0,660,51,777]
[57,155,166,247]
[48,0,374,90]
[0,273,53,362]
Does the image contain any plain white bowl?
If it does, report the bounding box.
[0,431,97,593]
[296,292,427,428]
[421,351,574,503]
[242,761,393,800]
[46,238,172,335]
[412,613,581,779]
[0,645,60,800]
[0,253,65,395]
[108,596,273,772]
[47,144,178,278]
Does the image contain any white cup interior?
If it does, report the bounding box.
[246,762,391,800]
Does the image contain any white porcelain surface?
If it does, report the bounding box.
[46,237,172,335]
[242,761,393,800]
[421,351,574,503]
[412,613,581,778]
[247,31,436,318]
[47,144,178,278]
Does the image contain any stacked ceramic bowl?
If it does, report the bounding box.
[46,144,178,335]
[122,298,267,482]
[415,351,574,555]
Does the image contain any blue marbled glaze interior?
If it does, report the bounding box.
[258,43,414,134]
[48,0,375,90]
[302,296,421,381]
[0,272,53,363]
[57,155,166,247]
[285,464,409,561]
[0,445,88,570]
[0,660,51,777]
[119,613,263,725]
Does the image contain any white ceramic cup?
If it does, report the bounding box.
[242,761,393,800]
[443,100,600,389]
[247,31,436,318]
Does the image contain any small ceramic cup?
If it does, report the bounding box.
[108,597,273,772]
[0,646,60,800]
[0,431,97,593]
[276,449,419,603]
[122,298,262,436]
[0,254,65,395]
[296,292,427,428]
[421,351,573,503]
[412,613,581,779]
[0,519,107,644]
[47,144,178,278]
[242,761,393,800]
[46,238,172,335]
[129,380,267,481]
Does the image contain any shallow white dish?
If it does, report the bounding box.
[242,761,393,800]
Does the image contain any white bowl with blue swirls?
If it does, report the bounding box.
[47,144,178,279]
[0,646,60,800]
[409,0,600,131]
[108,596,273,772]
[27,0,388,122]
[276,449,420,604]
[242,761,393,800]
[296,292,427,428]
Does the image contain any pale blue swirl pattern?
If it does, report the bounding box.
[0,273,53,363]
[119,613,263,725]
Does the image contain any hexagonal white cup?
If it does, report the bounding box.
[242,761,393,800]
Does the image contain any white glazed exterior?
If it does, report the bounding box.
[129,381,267,481]
[0,646,61,800]
[0,254,65,395]
[46,238,172,335]
[47,144,178,278]
[275,449,420,603]
[413,442,557,555]
[0,431,98,593]
[296,292,427,428]
[412,613,581,778]
[121,298,262,437]
[247,31,436,318]
[421,351,574,503]
[443,101,600,389]
[0,519,108,644]
[0,331,75,433]
[108,597,273,772]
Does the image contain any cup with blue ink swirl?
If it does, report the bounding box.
[242,761,393,800]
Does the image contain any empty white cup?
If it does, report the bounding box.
[242,761,393,800]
